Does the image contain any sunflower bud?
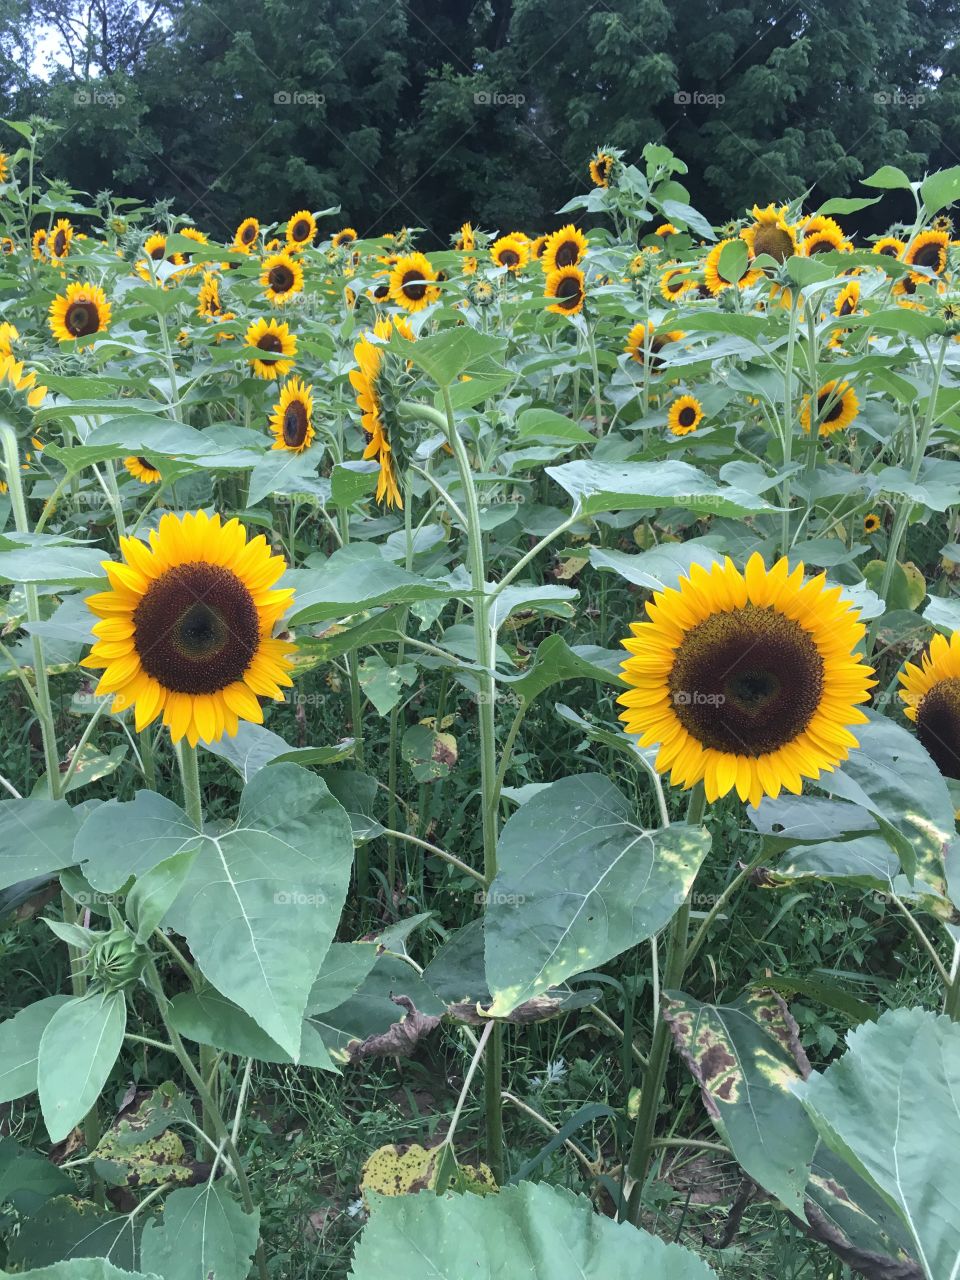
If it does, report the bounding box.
[87,913,148,993]
[935,298,960,336]
[468,280,495,308]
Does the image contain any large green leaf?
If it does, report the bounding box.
[169,988,337,1071]
[663,990,817,1213]
[484,774,711,1015]
[400,328,506,386]
[500,635,621,705]
[795,1007,960,1280]
[287,544,461,625]
[0,1261,157,1279]
[589,537,725,590]
[5,1197,144,1272]
[0,996,71,1103]
[164,764,354,1058]
[74,791,202,892]
[38,991,127,1143]
[0,1136,73,1215]
[140,1181,259,1280]
[545,460,779,518]
[0,547,107,587]
[349,1180,716,1278]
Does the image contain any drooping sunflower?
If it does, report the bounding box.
[624,321,684,369]
[269,377,315,453]
[490,234,529,273]
[245,317,297,380]
[618,554,875,807]
[233,217,259,251]
[198,271,231,321]
[349,318,402,509]
[740,204,798,263]
[544,265,585,316]
[49,283,112,342]
[454,222,475,251]
[0,322,16,356]
[703,238,763,294]
[667,394,703,436]
[388,252,440,312]
[541,224,588,274]
[261,251,304,305]
[904,229,949,275]
[898,632,960,779]
[286,210,317,249]
[123,456,162,485]
[863,512,881,534]
[47,218,74,260]
[0,353,47,408]
[81,511,296,746]
[872,235,905,259]
[800,379,859,436]
[31,228,47,260]
[332,227,358,249]
[0,153,7,183]
[589,150,615,188]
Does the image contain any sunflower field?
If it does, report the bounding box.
[2,119,960,1280]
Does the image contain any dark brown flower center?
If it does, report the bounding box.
[555,275,582,308]
[678,405,697,427]
[291,219,311,242]
[753,224,793,262]
[817,390,846,423]
[257,333,283,354]
[282,399,309,448]
[401,270,428,300]
[669,604,824,756]
[878,243,898,256]
[149,243,165,260]
[498,249,520,268]
[65,301,99,337]
[52,231,68,256]
[838,295,856,316]
[916,678,960,780]
[911,241,943,270]
[269,264,295,292]
[807,236,835,254]
[241,223,256,244]
[133,562,259,694]
[137,457,154,470]
[555,239,579,267]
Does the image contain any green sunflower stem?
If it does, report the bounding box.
[0,422,61,797]
[584,318,604,433]
[623,782,707,1227]
[945,943,960,1022]
[177,739,203,829]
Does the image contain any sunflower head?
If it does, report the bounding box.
[659,266,695,303]
[269,377,315,453]
[667,394,703,436]
[905,229,950,275]
[624,321,684,368]
[286,210,317,249]
[802,221,847,256]
[618,553,875,807]
[48,218,74,261]
[704,238,763,294]
[348,318,409,509]
[541,224,588,274]
[833,280,860,318]
[741,204,797,263]
[544,264,585,316]
[469,279,495,308]
[454,222,476,251]
[899,632,960,779]
[124,456,162,485]
[49,283,112,342]
[388,251,440,312]
[31,228,47,260]
[261,251,304,305]
[863,512,881,534]
[800,379,859,437]
[0,153,8,183]
[81,511,296,746]
[490,234,529,274]
[244,317,297,380]
[589,149,616,188]
[872,235,905,259]
[332,227,358,249]
[233,217,259,250]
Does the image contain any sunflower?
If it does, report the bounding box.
[49,283,112,342]
[659,266,695,303]
[898,632,960,779]
[269,377,315,453]
[31,229,46,260]
[863,512,881,534]
[286,210,317,249]
[544,265,585,316]
[800,379,859,436]
[349,318,402,509]
[469,279,495,307]
[802,221,847,255]
[667,394,703,436]
[198,271,229,320]
[618,554,875,807]
[332,227,358,249]
[389,252,440,312]
[654,223,679,238]
[0,322,16,356]
[233,217,259,250]
[703,238,763,294]
[0,153,7,183]
[454,222,475,251]
[81,511,296,747]
[904,229,949,275]
[123,456,162,485]
[261,251,304,305]
[541,224,588,274]
[740,204,798,263]
[0,354,47,408]
[872,236,905,259]
[529,234,548,262]
[173,226,209,276]
[245,317,297,380]
[833,280,860,318]
[589,150,615,188]
[490,234,529,273]
[625,321,684,369]
[0,237,13,255]
[932,213,955,236]
[47,218,74,260]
